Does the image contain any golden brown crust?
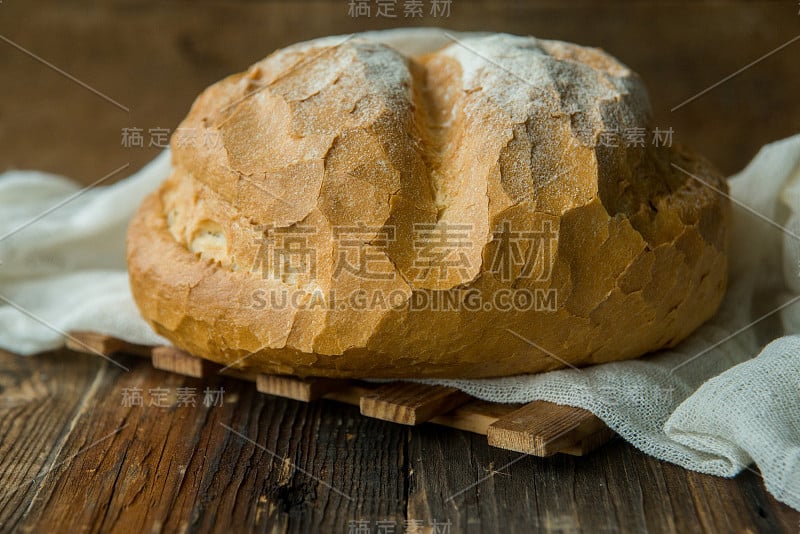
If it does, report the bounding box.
[126,32,729,378]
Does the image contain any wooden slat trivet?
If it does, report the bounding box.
[66,330,152,358]
[256,374,347,402]
[152,346,216,378]
[487,400,615,456]
[360,382,472,425]
[64,331,614,456]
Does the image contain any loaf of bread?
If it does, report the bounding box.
[127,29,729,378]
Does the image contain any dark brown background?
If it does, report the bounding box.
[1,1,800,532]
[2,1,800,181]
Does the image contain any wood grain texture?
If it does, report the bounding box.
[151,346,217,379]
[0,350,410,533]
[1,349,799,532]
[360,383,473,425]
[487,401,613,456]
[429,399,522,435]
[256,374,347,402]
[406,424,798,533]
[0,349,111,530]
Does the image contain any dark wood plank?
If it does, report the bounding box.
[0,349,111,531]
[2,348,799,532]
[406,425,799,533]
[0,349,410,533]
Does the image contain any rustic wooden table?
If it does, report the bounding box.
[2,1,800,532]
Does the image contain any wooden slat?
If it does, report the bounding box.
[320,387,521,436]
[322,383,378,406]
[430,400,523,436]
[487,401,613,456]
[360,382,472,425]
[151,346,217,378]
[65,331,152,358]
[218,367,258,383]
[256,374,347,402]
[560,424,617,457]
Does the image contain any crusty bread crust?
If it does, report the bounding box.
[127,32,729,378]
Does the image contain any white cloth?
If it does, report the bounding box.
[0,152,171,352]
[1,141,799,510]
